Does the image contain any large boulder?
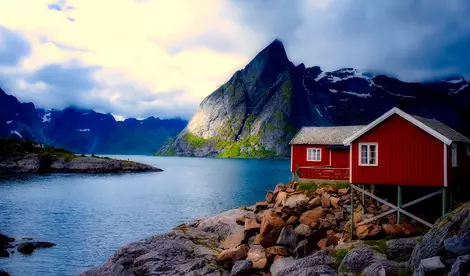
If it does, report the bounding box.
[230,260,252,276]
[339,244,387,273]
[0,271,10,276]
[283,194,308,211]
[362,260,407,276]
[246,245,267,270]
[275,252,336,276]
[17,243,35,254]
[276,226,298,248]
[216,245,249,263]
[409,201,470,269]
[448,254,470,276]
[196,209,251,239]
[221,229,246,250]
[299,207,326,226]
[270,257,295,276]
[444,232,470,255]
[386,237,421,260]
[259,212,286,248]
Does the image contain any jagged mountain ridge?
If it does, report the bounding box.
[0,88,187,154]
[159,39,470,158]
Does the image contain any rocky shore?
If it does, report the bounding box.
[81,182,470,276]
[0,154,162,174]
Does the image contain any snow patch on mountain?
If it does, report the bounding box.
[6,120,13,124]
[446,78,464,84]
[341,91,372,98]
[449,84,469,95]
[77,128,91,132]
[329,89,338,93]
[42,111,52,123]
[10,130,22,138]
[315,106,323,117]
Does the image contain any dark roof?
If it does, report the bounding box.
[411,115,470,144]
[289,125,366,145]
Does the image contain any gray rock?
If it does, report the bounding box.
[80,263,134,276]
[17,243,35,254]
[270,257,295,276]
[294,224,312,237]
[339,244,387,273]
[276,226,298,248]
[419,256,445,272]
[363,260,408,276]
[276,252,336,276]
[449,254,470,276]
[386,237,421,260]
[445,232,470,256]
[409,202,470,269]
[0,249,9,257]
[230,260,252,276]
[0,271,10,276]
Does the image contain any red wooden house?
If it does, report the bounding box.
[289,125,365,181]
[343,107,470,187]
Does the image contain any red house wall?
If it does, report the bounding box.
[331,149,349,168]
[448,142,470,186]
[351,114,444,187]
[291,145,330,171]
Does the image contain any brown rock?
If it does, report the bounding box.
[294,224,312,237]
[286,188,295,193]
[317,238,329,249]
[266,191,275,203]
[368,225,382,237]
[246,245,267,269]
[259,212,286,248]
[268,203,274,208]
[236,216,246,225]
[330,196,341,209]
[255,202,269,213]
[356,224,374,240]
[321,194,331,208]
[341,194,351,200]
[308,197,322,207]
[315,187,328,195]
[216,244,249,263]
[299,207,326,225]
[321,220,332,228]
[254,234,261,245]
[333,209,345,220]
[325,214,337,226]
[327,186,338,194]
[274,192,288,207]
[274,207,282,214]
[266,246,289,256]
[291,182,299,190]
[284,194,308,211]
[285,215,298,225]
[245,218,261,235]
[338,188,350,195]
[221,229,246,249]
[383,224,417,237]
[273,184,288,195]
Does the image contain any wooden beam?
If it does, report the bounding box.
[351,184,397,210]
[350,184,355,241]
[402,190,443,208]
[397,186,402,224]
[356,209,396,226]
[398,208,433,228]
[442,188,447,217]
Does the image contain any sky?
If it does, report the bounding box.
[1,0,469,120]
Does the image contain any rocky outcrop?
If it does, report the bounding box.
[17,241,56,254]
[0,154,162,174]
[159,39,470,158]
[82,182,424,276]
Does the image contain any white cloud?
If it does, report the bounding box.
[0,0,259,118]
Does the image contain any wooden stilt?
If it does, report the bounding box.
[442,188,447,216]
[361,184,365,215]
[397,186,402,224]
[350,185,355,241]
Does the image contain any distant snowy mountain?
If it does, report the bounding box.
[159,39,470,158]
[0,88,187,154]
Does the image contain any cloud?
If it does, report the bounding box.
[0,26,31,66]
[0,0,469,120]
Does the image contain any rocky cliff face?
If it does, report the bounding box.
[159,40,470,158]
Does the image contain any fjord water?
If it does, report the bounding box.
[0,156,290,276]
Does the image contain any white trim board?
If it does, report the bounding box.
[343,107,452,145]
[443,143,448,187]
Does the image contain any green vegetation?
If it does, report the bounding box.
[331,248,349,267]
[297,182,319,192]
[281,80,292,104]
[397,269,413,276]
[363,239,388,254]
[182,133,207,148]
[217,134,276,158]
[0,138,77,161]
[297,181,349,193]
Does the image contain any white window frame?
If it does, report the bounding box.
[307,148,321,162]
[452,144,458,167]
[359,142,378,166]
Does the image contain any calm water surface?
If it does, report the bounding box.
[0,156,290,276]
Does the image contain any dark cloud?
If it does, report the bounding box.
[0,26,31,66]
[232,0,470,81]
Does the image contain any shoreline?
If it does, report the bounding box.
[80,182,470,276]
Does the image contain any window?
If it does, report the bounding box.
[452,144,458,167]
[307,148,321,161]
[359,143,378,166]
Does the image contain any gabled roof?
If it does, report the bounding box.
[343,107,470,145]
[290,125,366,145]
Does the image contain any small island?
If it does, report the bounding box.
[0,139,162,174]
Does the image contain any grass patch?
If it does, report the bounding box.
[331,248,349,267]
[297,182,318,192]
[363,240,388,254]
[397,269,413,276]
[182,132,207,148]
